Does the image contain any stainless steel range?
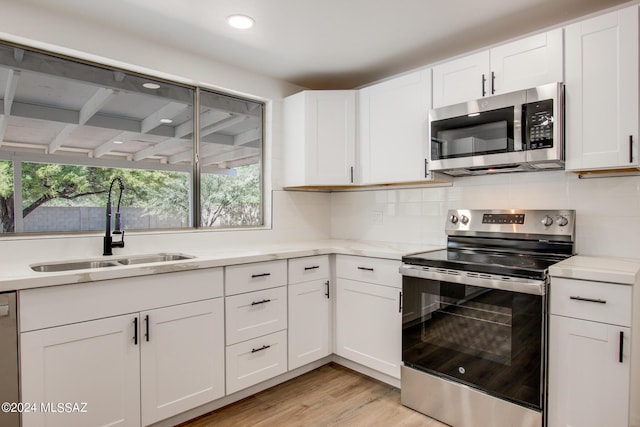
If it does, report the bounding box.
[400,209,575,427]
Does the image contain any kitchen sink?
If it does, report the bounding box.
[30,253,195,272]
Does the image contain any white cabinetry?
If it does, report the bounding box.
[224,260,288,394]
[19,269,225,427]
[359,69,433,184]
[21,314,140,427]
[335,255,402,379]
[564,6,639,172]
[288,255,331,370]
[432,29,563,108]
[283,90,357,187]
[548,277,632,427]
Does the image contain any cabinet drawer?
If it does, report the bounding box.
[225,286,287,345]
[226,330,287,395]
[225,260,287,296]
[288,255,330,284]
[336,255,401,288]
[550,278,632,326]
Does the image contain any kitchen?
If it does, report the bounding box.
[1,0,640,426]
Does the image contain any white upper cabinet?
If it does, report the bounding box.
[564,6,639,172]
[284,90,357,187]
[432,29,563,108]
[359,69,433,184]
[432,51,490,108]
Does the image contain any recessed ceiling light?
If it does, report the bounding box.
[160,118,173,124]
[113,140,124,145]
[227,14,255,30]
[143,82,161,90]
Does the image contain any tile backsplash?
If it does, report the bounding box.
[330,170,640,258]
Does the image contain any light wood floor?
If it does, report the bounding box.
[177,363,447,427]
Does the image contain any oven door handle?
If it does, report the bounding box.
[399,264,546,296]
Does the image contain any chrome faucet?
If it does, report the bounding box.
[104,177,125,256]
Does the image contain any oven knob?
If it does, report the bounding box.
[460,215,469,225]
[556,216,569,227]
[449,215,459,224]
[541,215,553,227]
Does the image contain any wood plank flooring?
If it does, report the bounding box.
[177,363,447,427]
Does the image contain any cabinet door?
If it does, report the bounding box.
[306,91,356,185]
[21,315,140,427]
[565,6,639,171]
[140,299,225,426]
[491,29,563,94]
[359,70,432,184]
[288,279,331,370]
[432,51,490,108]
[548,315,630,427]
[335,278,402,378]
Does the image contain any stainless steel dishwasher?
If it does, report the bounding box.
[0,292,19,427]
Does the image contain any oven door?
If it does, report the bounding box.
[402,272,545,410]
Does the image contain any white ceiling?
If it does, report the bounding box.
[19,0,631,89]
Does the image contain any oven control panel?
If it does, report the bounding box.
[446,209,575,240]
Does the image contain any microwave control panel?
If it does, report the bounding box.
[524,98,554,150]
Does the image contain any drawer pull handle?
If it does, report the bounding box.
[569,296,606,304]
[357,267,374,272]
[304,266,320,271]
[251,273,271,278]
[251,299,271,306]
[251,344,271,353]
[619,331,624,363]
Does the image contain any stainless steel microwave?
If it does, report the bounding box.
[429,82,564,176]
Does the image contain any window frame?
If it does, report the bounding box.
[0,41,266,237]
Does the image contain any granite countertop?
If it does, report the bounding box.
[549,255,640,285]
[0,239,441,293]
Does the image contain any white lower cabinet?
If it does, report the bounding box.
[288,256,331,370]
[548,277,632,427]
[21,298,225,427]
[21,314,141,427]
[140,299,225,426]
[335,255,402,379]
[225,330,288,394]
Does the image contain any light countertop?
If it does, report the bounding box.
[0,239,440,293]
[549,255,640,285]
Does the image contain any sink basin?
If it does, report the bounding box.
[116,254,194,265]
[31,253,195,272]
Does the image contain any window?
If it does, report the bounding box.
[0,42,264,234]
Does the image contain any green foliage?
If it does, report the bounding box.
[0,161,13,198]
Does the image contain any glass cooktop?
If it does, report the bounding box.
[402,248,569,280]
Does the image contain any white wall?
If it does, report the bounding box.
[331,171,640,258]
[0,1,333,263]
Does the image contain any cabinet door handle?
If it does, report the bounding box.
[251,299,271,306]
[399,291,403,313]
[357,266,374,272]
[251,273,271,278]
[630,135,634,163]
[424,159,429,178]
[304,266,320,271]
[350,166,354,183]
[325,280,330,299]
[251,344,271,353]
[569,296,606,304]
[491,71,496,94]
[619,331,624,363]
[481,73,486,97]
[144,315,150,342]
[133,317,138,345]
